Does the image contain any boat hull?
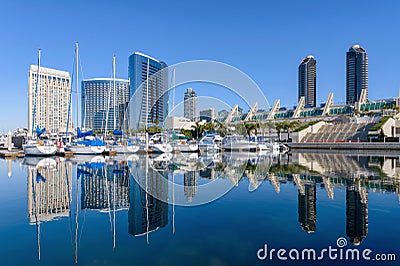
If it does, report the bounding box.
[221,142,258,151]
[67,145,106,155]
[23,144,57,156]
[173,143,199,153]
[111,144,140,154]
[150,143,173,153]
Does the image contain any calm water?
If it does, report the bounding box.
[0,151,399,266]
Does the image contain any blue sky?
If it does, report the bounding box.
[0,0,399,132]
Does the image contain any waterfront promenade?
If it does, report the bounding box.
[288,141,400,150]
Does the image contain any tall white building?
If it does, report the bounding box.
[184,88,198,122]
[28,65,72,134]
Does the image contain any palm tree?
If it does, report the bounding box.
[215,121,227,137]
[191,121,206,139]
[275,122,284,142]
[244,121,260,136]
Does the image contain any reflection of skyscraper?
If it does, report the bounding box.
[298,183,317,233]
[199,168,215,179]
[128,159,168,236]
[80,162,130,211]
[28,160,72,224]
[346,185,368,246]
[184,171,198,202]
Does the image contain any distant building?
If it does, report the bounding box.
[81,78,129,131]
[28,65,71,134]
[164,116,196,131]
[200,108,216,122]
[346,45,368,104]
[128,52,168,128]
[298,55,317,108]
[184,88,198,121]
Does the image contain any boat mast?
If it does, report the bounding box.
[145,58,150,151]
[32,49,41,135]
[75,42,79,130]
[113,55,116,130]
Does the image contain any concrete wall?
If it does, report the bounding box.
[293,121,327,142]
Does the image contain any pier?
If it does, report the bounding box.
[0,150,24,158]
[288,142,400,150]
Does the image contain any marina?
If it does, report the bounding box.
[0,150,399,265]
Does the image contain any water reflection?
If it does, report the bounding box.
[15,150,400,263]
[129,156,168,240]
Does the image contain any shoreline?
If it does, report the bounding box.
[287,142,400,151]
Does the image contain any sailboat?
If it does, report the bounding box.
[107,55,140,154]
[24,49,57,156]
[65,42,106,155]
[137,57,172,154]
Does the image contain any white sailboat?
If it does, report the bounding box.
[24,49,57,156]
[65,42,106,155]
[107,56,140,154]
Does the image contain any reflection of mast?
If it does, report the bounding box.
[145,155,149,244]
[113,163,116,249]
[172,168,175,235]
[74,170,79,264]
[30,168,41,261]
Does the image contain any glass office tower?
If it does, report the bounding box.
[128,52,168,129]
[81,78,129,131]
[346,45,368,104]
[298,55,317,108]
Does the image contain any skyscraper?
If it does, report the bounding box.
[81,78,129,131]
[346,45,368,104]
[28,65,72,134]
[128,52,168,128]
[184,88,198,121]
[298,55,317,108]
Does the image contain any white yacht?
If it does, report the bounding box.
[66,140,106,155]
[221,135,258,151]
[149,133,173,153]
[172,140,198,153]
[198,133,222,153]
[23,139,57,156]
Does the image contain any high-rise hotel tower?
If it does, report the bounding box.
[81,78,129,131]
[128,52,168,128]
[298,55,317,108]
[346,45,368,104]
[184,88,198,122]
[28,65,71,134]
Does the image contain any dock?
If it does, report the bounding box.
[288,142,400,150]
[0,150,24,158]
